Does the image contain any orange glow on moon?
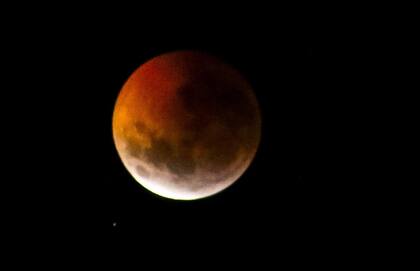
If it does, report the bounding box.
[113,51,261,200]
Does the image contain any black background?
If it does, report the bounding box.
[3,4,393,267]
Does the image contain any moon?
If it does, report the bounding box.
[112,51,261,200]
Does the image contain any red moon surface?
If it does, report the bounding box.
[112,51,261,200]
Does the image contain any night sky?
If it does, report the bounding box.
[3,5,389,266]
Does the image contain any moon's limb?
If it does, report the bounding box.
[113,51,261,200]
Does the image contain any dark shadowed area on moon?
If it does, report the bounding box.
[127,120,197,177]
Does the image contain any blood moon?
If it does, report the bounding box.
[112,51,261,200]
